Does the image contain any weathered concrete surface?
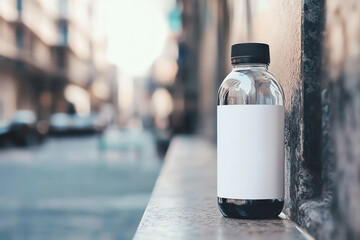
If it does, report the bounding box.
[324,0,360,239]
[135,137,312,240]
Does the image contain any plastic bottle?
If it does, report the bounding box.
[217,43,285,219]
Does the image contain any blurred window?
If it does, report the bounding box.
[16,26,23,49]
[59,20,68,45]
[17,0,22,13]
[168,5,182,32]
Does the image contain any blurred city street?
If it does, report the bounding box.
[0,129,161,240]
[0,0,182,239]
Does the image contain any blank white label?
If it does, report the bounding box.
[217,105,284,199]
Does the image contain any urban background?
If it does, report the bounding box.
[0,0,360,240]
[0,0,180,239]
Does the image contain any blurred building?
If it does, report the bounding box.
[143,2,201,135]
[165,0,228,137]
[0,0,116,122]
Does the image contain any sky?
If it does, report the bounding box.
[100,0,175,78]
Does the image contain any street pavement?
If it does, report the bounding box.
[0,129,162,240]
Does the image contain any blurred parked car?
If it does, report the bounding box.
[50,113,106,135]
[0,120,11,146]
[0,110,49,146]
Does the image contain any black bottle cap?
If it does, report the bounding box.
[231,43,270,64]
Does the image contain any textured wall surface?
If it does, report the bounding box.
[324,0,360,239]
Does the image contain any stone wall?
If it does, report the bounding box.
[324,0,360,238]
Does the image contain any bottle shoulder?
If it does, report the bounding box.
[218,69,284,105]
[222,69,279,87]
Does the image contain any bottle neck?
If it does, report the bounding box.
[231,63,268,70]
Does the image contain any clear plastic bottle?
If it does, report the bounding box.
[217,43,285,219]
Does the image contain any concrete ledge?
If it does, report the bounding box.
[134,136,313,240]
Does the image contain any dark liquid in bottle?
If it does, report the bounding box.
[217,197,283,219]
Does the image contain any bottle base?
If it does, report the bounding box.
[217,197,284,219]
